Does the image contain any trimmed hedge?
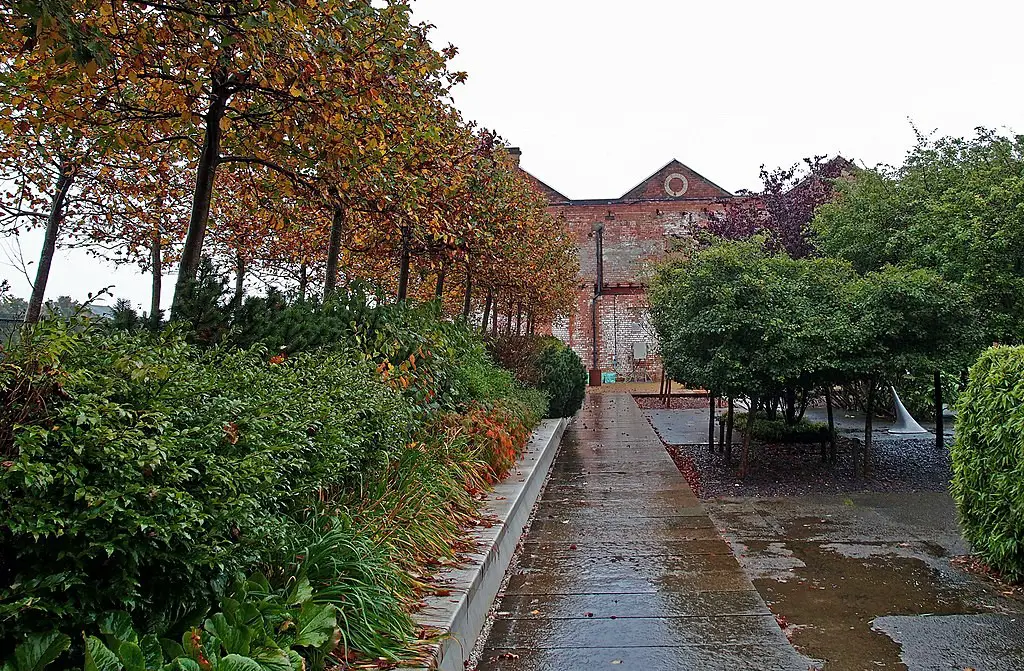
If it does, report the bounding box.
[734,413,831,443]
[488,335,587,418]
[950,345,1024,580]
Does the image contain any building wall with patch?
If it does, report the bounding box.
[522,154,733,380]
[547,199,722,379]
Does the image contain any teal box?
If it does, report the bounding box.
[601,371,617,384]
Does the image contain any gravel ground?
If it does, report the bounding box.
[662,434,952,499]
[633,395,714,410]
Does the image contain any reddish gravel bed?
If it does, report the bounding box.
[633,395,714,410]
[659,435,951,499]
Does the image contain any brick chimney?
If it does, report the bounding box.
[508,146,522,167]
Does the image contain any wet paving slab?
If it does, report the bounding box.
[705,493,1024,670]
[476,393,812,670]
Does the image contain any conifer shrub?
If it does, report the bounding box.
[950,345,1024,580]
[489,335,587,418]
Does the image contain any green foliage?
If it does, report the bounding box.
[0,321,412,651]
[950,346,1024,580]
[2,633,71,671]
[1,295,546,667]
[262,514,414,660]
[649,239,978,407]
[649,239,856,401]
[734,413,830,443]
[843,264,979,382]
[488,335,586,418]
[108,299,141,333]
[172,258,231,346]
[73,572,341,671]
[814,129,1024,345]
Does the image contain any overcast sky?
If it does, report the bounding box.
[3,0,1022,308]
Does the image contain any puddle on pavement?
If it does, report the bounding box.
[749,517,978,671]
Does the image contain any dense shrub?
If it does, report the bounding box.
[734,413,830,443]
[0,322,412,649]
[489,335,586,418]
[950,346,1024,580]
[1,303,546,666]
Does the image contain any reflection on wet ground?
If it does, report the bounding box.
[708,495,1024,670]
[476,393,812,670]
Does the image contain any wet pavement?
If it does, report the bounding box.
[476,393,813,670]
[708,494,1024,670]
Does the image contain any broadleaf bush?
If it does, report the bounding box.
[1,294,551,668]
[950,345,1024,580]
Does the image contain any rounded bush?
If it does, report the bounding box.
[489,335,586,418]
[950,346,1024,580]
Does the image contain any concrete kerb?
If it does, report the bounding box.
[408,416,569,671]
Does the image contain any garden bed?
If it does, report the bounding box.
[410,418,567,671]
[656,434,951,499]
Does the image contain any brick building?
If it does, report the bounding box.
[514,149,734,383]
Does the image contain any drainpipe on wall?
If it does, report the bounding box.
[589,221,604,387]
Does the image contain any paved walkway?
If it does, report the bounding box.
[477,393,812,670]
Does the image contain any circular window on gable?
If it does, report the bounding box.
[664,173,689,197]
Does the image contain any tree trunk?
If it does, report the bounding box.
[784,386,797,425]
[25,166,75,324]
[796,387,808,422]
[708,391,716,453]
[434,262,446,299]
[234,253,245,303]
[725,397,734,465]
[491,289,500,335]
[298,262,308,302]
[172,87,229,316]
[504,296,513,334]
[739,395,758,478]
[397,225,411,301]
[825,385,836,463]
[149,230,162,328]
[462,258,473,320]
[324,204,345,299]
[862,379,876,478]
[480,290,492,333]
[515,302,523,335]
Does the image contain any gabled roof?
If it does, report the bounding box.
[522,169,570,204]
[619,159,733,201]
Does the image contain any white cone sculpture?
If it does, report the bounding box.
[888,386,930,435]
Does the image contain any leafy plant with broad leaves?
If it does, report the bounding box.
[950,346,1024,580]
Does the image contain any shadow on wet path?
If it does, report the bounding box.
[476,393,813,670]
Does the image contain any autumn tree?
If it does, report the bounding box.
[9,0,464,315]
[0,18,130,323]
[73,150,191,323]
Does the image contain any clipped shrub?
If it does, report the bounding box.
[489,335,587,418]
[950,346,1024,580]
[734,413,831,443]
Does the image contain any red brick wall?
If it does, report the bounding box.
[548,198,724,380]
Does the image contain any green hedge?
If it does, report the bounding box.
[0,306,546,665]
[488,335,587,418]
[0,323,412,646]
[734,413,831,443]
[950,345,1024,580]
